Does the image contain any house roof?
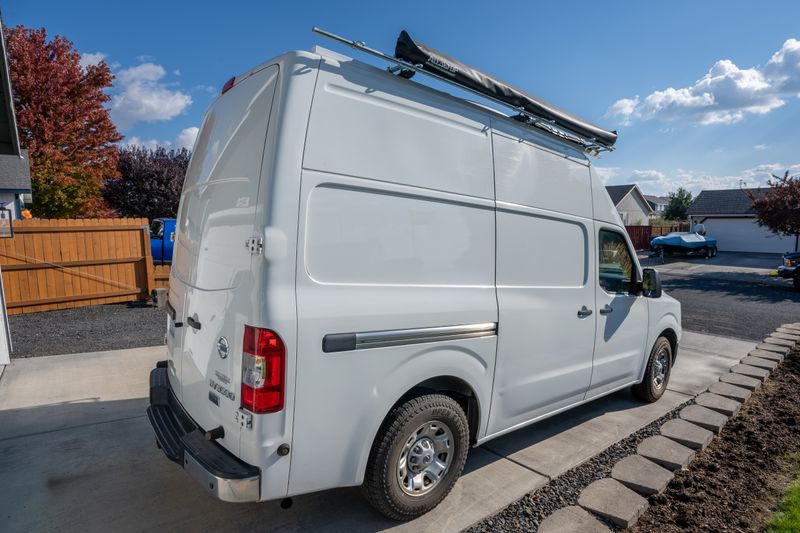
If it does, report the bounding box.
[687,188,771,216]
[605,184,637,206]
[0,149,31,192]
[644,195,669,205]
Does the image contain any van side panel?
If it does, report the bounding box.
[487,129,598,435]
[302,58,494,199]
[289,58,497,495]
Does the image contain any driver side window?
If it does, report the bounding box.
[599,230,633,294]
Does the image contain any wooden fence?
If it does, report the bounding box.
[0,218,155,314]
[625,223,690,251]
[154,264,170,290]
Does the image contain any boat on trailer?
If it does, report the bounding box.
[650,231,718,259]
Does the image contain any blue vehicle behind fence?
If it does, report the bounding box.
[150,218,175,265]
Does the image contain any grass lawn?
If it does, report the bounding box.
[768,457,800,533]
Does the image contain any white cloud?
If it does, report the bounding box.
[754,144,767,150]
[592,166,620,184]
[110,63,192,130]
[619,162,800,196]
[79,52,106,69]
[122,126,199,152]
[607,38,800,125]
[175,127,199,150]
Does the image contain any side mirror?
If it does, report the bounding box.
[642,268,662,298]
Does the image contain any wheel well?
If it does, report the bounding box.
[394,376,481,445]
[659,328,679,361]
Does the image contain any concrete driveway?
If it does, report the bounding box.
[0,332,754,533]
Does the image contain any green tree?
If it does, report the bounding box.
[6,26,122,217]
[664,187,693,221]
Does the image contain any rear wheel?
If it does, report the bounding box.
[794,270,799,291]
[362,394,469,521]
[632,336,673,402]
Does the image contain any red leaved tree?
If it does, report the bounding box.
[6,25,122,218]
[747,171,800,252]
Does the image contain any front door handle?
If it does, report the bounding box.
[599,304,614,315]
[186,315,202,330]
[577,306,593,318]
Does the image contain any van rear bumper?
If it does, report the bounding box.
[147,365,261,503]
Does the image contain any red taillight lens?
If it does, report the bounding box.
[221,76,236,95]
[241,326,285,413]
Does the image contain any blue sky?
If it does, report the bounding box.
[4,0,800,196]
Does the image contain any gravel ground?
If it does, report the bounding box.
[7,303,167,358]
[465,401,690,532]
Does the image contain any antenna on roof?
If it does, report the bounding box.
[311,27,617,157]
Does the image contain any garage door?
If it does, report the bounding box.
[703,217,796,253]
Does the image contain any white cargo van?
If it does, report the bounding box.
[147,29,681,520]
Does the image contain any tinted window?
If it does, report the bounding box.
[599,230,633,293]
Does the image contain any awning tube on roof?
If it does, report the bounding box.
[394,30,618,148]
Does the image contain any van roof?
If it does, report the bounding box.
[229,47,589,163]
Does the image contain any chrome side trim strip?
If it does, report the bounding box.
[323,322,497,353]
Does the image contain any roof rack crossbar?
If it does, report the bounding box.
[311,27,612,156]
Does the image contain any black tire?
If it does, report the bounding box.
[362,394,469,521]
[794,271,800,291]
[702,246,711,259]
[632,336,673,403]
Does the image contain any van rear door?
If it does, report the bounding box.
[168,65,279,455]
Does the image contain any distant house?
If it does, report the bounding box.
[605,184,653,225]
[0,24,31,219]
[644,195,669,218]
[687,188,797,254]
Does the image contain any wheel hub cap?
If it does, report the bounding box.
[397,421,453,496]
[653,348,670,389]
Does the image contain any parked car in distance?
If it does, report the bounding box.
[777,251,800,290]
[150,218,175,264]
[147,36,682,521]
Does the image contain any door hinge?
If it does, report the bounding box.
[245,237,263,255]
[236,408,253,429]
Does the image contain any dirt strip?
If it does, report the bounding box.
[628,348,800,533]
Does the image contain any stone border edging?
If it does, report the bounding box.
[538,323,800,532]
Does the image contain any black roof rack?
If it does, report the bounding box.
[312,27,617,156]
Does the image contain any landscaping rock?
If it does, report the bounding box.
[707,382,751,402]
[776,327,800,336]
[763,337,795,348]
[660,419,714,450]
[779,324,800,333]
[748,349,784,362]
[637,435,695,471]
[680,404,729,433]
[771,332,800,341]
[755,343,791,355]
[730,364,771,381]
[719,372,761,391]
[577,478,648,528]
[739,356,778,370]
[611,455,674,496]
[694,392,741,416]
[538,506,611,533]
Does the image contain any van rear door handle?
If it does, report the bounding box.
[600,304,613,315]
[186,316,201,330]
[577,306,593,318]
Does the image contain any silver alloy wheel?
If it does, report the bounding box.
[653,346,670,389]
[397,420,454,496]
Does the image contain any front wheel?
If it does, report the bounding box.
[362,394,469,521]
[632,336,673,402]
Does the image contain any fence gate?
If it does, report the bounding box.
[0,218,156,314]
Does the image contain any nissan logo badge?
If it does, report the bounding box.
[217,336,229,359]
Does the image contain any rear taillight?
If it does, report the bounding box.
[241,326,285,413]
[221,76,235,94]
